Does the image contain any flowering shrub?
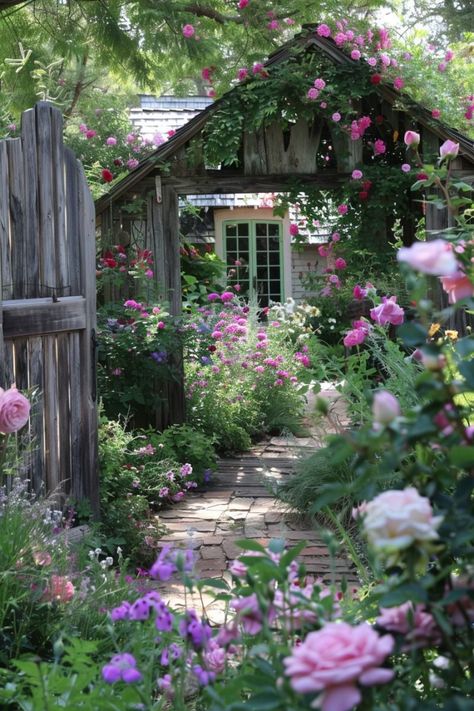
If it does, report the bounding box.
[97,300,188,428]
[185,297,310,452]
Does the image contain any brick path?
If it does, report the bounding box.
[156,384,357,622]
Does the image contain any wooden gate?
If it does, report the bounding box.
[0,102,98,513]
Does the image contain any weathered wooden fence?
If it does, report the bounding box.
[0,102,98,513]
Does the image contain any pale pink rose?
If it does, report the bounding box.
[343,328,367,347]
[372,390,400,425]
[182,24,195,38]
[370,296,404,326]
[440,272,474,303]
[203,642,227,673]
[376,603,439,649]
[0,387,30,433]
[231,593,274,634]
[43,575,75,603]
[397,240,459,276]
[404,130,420,147]
[439,139,459,160]
[362,487,443,555]
[284,622,394,711]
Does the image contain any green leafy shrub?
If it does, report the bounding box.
[145,423,217,481]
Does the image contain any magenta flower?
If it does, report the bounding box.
[85,129,96,139]
[289,223,299,236]
[182,24,195,38]
[238,0,248,8]
[221,291,234,302]
[102,653,142,684]
[393,76,404,90]
[207,292,220,301]
[314,78,326,90]
[337,203,348,215]
[351,169,363,179]
[351,49,361,60]
[106,136,117,146]
[404,130,420,147]
[374,139,386,155]
[316,23,331,37]
[231,593,270,634]
[0,387,30,434]
[332,112,341,122]
[343,328,368,347]
[334,257,347,270]
[353,284,366,300]
[284,622,394,711]
[126,158,139,170]
[237,67,248,81]
[370,296,404,326]
[307,87,319,100]
[401,163,411,172]
[252,62,264,75]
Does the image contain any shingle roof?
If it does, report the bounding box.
[96,29,474,215]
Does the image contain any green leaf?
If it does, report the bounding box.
[198,578,230,591]
[458,361,474,389]
[448,446,474,468]
[397,322,428,347]
[235,539,267,553]
[380,582,428,606]
[455,337,474,358]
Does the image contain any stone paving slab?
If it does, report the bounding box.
[155,385,357,616]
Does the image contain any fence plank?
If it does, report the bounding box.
[2,296,86,338]
[36,103,56,296]
[7,139,25,299]
[27,336,44,493]
[0,141,13,301]
[43,335,59,495]
[21,109,40,298]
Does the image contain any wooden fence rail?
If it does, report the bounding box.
[0,102,98,513]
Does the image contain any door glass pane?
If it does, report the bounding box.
[238,223,249,236]
[225,223,251,300]
[226,225,237,236]
[256,223,267,236]
[268,223,279,236]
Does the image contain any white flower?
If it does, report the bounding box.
[105,556,113,566]
[94,547,102,555]
[88,551,95,560]
[362,487,443,556]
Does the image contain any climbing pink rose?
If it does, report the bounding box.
[0,387,30,434]
[316,23,331,37]
[404,131,420,147]
[439,139,459,160]
[362,487,443,554]
[397,239,459,276]
[372,390,400,425]
[440,272,474,303]
[237,67,248,81]
[334,257,347,270]
[376,603,439,649]
[343,328,367,348]
[289,223,299,236]
[43,575,75,603]
[370,296,404,326]
[307,87,319,100]
[374,139,386,155]
[182,24,195,38]
[284,622,394,711]
[231,593,268,634]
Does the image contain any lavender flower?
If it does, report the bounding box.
[102,653,142,683]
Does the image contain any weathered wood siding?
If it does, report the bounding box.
[0,102,98,513]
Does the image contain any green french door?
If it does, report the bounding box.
[223,220,284,307]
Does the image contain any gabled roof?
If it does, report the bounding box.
[96,28,474,216]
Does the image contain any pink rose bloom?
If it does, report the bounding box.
[397,239,459,276]
[328,274,340,286]
[337,203,348,215]
[334,257,347,270]
[401,163,411,172]
[127,158,139,170]
[220,291,234,302]
[237,67,248,81]
[314,78,326,90]
[440,272,474,303]
[376,603,439,649]
[106,136,117,146]
[318,246,328,257]
[0,387,30,433]
[362,487,443,554]
[284,622,394,711]
[439,139,459,160]
[353,284,367,300]
[343,328,368,347]
[231,593,268,634]
[393,76,404,90]
[182,24,195,38]
[432,109,441,119]
[332,112,341,122]
[252,62,264,75]
[334,32,347,46]
[445,49,454,61]
[370,296,404,326]
[372,390,400,425]
[352,169,363,179]
[316,23,331,37]
[351,49,361,60]
[238,0,249,8]
[289,223,299,236]
[374,139,386,155]
[367,57,377,66]
[203,642,227,673]
[85,129,96,139]
[331,232,340,242]
[307,87,319,100]
[404,130,420,147]
[43,575,75,603]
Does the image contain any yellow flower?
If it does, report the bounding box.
[445,330,458,341]
[428,323,441,337]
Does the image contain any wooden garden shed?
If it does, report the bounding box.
[95,26,474,424]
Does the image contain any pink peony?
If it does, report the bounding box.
[43,575,75,603]
[439,139,459,160]
[370,296,404,326]
[372,390,400,425]
[440,272,474,303]
[0,387,30,434]
[397,239,459,276]
[404,131,420,147]
[284,622,394,711]
[316,23,331,37]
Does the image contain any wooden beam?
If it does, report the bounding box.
[161,171,347,194]
[2,296,86,338]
